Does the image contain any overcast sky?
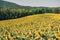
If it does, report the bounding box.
[4,0,60,7]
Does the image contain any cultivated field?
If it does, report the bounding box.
[0,13,60,40]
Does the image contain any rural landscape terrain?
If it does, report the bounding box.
[0,0,60,40]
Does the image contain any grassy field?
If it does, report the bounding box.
[0,13,60,40]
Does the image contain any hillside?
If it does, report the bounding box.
[0,0,32,8]
[0,14,60,40]
[0,0,60,8]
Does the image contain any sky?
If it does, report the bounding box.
[4,0,60,7]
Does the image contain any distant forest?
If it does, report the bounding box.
[0,7,60,20]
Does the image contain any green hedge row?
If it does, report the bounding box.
[0,8,60,20]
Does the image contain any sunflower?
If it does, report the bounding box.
[40,29,45,35]
[34,30,41,37]
[48,38,51,40]
[54,33,60,39]
[27,32,32,37]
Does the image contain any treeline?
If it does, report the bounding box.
[0,7,60,20]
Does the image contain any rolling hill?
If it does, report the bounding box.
[1,0,60,8]
[0,0,32,8]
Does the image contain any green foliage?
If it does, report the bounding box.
[0,8,45,20]
[0,7,60,20]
